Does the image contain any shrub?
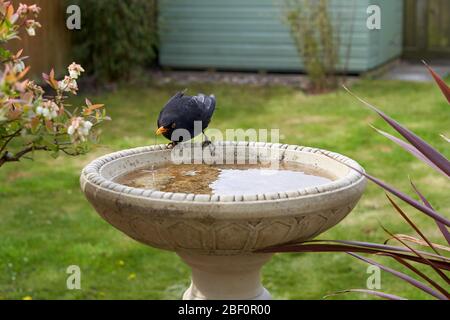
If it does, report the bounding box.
[282,0,339,92]
[0,1,109,168]
[72,0,158,83]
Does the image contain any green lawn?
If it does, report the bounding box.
[0,79,448,300]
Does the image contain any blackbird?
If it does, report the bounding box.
[156,91,216,147]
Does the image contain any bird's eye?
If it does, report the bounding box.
[171,123,177,129]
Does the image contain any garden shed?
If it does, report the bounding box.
[159,0,404,73]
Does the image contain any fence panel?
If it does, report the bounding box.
[9,0,73,79]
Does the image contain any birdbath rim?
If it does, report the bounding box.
[80,141,365,204]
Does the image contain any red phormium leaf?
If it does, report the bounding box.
[371,125,447,176]
[385,193,440,255]
[258,242,450,270]
[343,86,450,177]
[385,234,450,252]
[384,254,450,298]
[379,224,450,286]
[324,289,407,300]
[320,152,450,227]
[410,180,450,246]
[347,253,448,300]
[423,61,450,104]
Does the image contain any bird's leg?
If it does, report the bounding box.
[202,132,215,156]
[167,141,178,149]
[202,132,212,148]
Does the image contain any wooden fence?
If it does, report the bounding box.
[9,0,72,79]
[404,0,450,59]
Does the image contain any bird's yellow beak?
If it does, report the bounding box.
[155,126,169,135]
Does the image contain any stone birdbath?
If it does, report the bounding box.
[80,142,366,300]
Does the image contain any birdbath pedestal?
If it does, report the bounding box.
[178,253,273,300]
[80,142,366,300]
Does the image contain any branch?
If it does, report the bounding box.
[59,147,80,157]
[0,145,48,167]
[0,128,21,155]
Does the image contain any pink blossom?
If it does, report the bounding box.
[58,76,78,94]
[36,101,59,120]
[67,117,93,142]
[25,19,41,36]
[16,4,28,16]
[68,62,85,79]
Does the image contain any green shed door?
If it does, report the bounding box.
[159,0,404,73]
[404,0,450,59]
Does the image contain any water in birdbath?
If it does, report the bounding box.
[115,163,336,195]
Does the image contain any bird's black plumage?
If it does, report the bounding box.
[156,91,216,143]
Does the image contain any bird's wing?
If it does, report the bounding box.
[166,91,186,107]
[191,94,216,123]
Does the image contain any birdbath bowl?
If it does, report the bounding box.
[80,142,366,300]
